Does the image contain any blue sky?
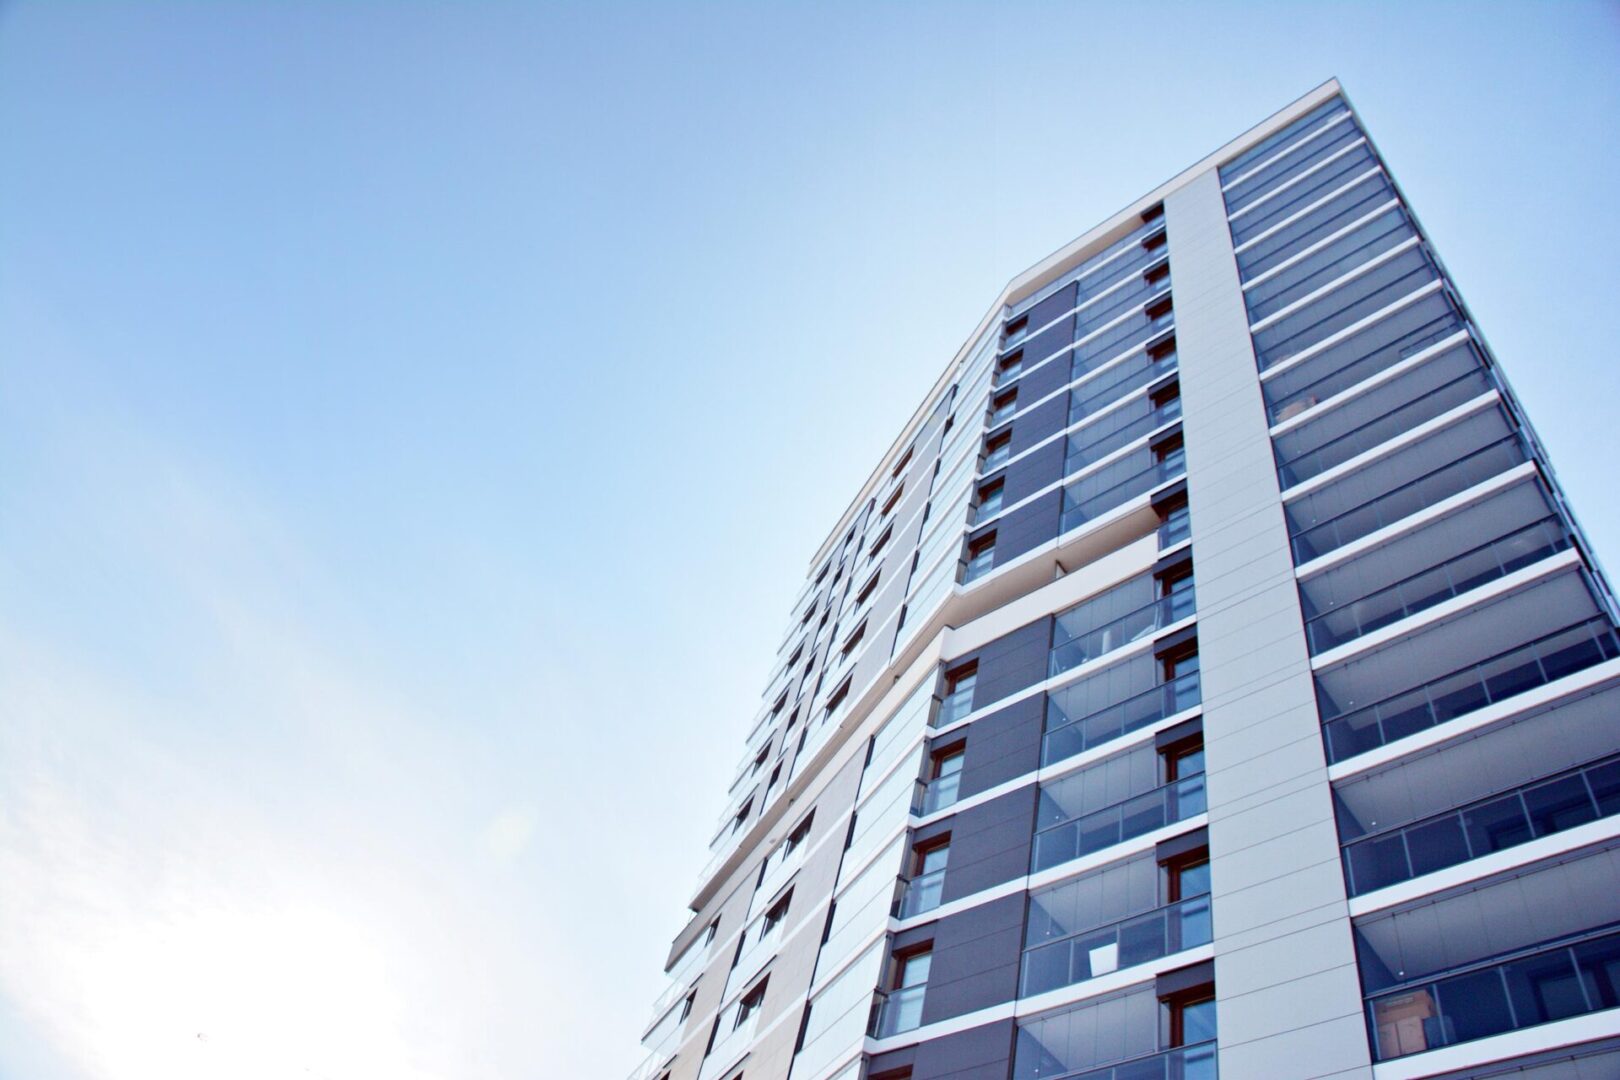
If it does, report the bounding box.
[1,2,1617,1077]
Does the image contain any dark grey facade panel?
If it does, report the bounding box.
[939,786,1038,902]
[1017,345,1077,405]
[868,1019,1016,1080]
[1001,438,1065,507]
[1010,394,1067,458]
[955,694,1044,801]
[994,490,1063,564]
[917,894,1025,1023]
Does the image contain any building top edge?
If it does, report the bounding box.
[800,77,1345,574]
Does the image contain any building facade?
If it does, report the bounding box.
[632,81,1620,1080]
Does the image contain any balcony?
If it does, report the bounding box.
[870,984,925,1038]
[1041,1043,1218,1080]
[1262,290,1464,424]
[915,772,961,817]
[1322,617,1620,764]
[1032,774,1207,873]
[1225,108,1360,215]
[1289,433,1527,564]
[1021,894,1212,997]
[1072,303,1174,378]
[1158,506,1191,549]
[935,684,975,727]
[1303,517,1571,654]
[1064,397,1183,479]
[1253,243,1439,372]
[896,866,946,919]
[963,544,995,584]
[1273,357,1491,489]
[1343,752,1620,896]
[1061,447,1186,536]
[1070,348,1178,428]
[1043,672,1202,768]
[1368,929,1620,1061]
[1051,589,1195,680]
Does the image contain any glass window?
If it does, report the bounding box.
[990,389,1018,425]
[976,479,1004,521]
[1173,996,1218,1045]
[963,532,996,583]
[762,889,793,936]
[897,950,932,989]
[735,978,768,1026]
[984,431,1012,472]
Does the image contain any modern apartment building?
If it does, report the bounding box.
[631,80,1620,1080]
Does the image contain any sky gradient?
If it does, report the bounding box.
[2,3,1618,1078]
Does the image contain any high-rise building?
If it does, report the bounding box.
[632,79,1620,1080]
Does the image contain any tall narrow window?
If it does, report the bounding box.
[989,388,1018,426]
[1161,640,1199,681]
[938,662,978,725]
[1165,993,1218,1048]
[983,430,1013,472]
[975,479,1005,522]
[922,743,966,814]
[891,446,914,480]
[735,978,769,1028]
[869,523,894,561]
[762,889,793,938]
[875,946,932,1036]
[784,811,814,855]
[963,531,997,583]
[1003,313,1029,347]
[901,838,950,917]
[855,568,881,608]
[881,482,905,519]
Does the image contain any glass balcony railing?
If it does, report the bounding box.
[1368,929,1620,1061]
[897,867,947,919]
[1159,507,1192,549]
[1070,350,1178,428]
[1051,590,1196,679]
[916,772,962,816]
[1071,304,1174,378]
[1074,275,1172,342]
[627,1049,670,1080]
[870,984,926,1038]
[1021,894,1213,997]
[1343,753,1620,896]
[1043,672,1203,768]
[1262,294,1465,425]
[1032,774,1207,872]
[1064,398,1183,478]
[1289,434,1527,563]
[1321,617,1620,764]
[1303,517,1571,654]
[1061,450,1186,536]
[963,547,995,584]
[935,684,975,727]
[1037,1042,1218,1080]
[1275,368,1493,488]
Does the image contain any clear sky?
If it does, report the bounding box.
[1,2,1617,1078]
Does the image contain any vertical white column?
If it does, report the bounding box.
[1165,169,1374,1079]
